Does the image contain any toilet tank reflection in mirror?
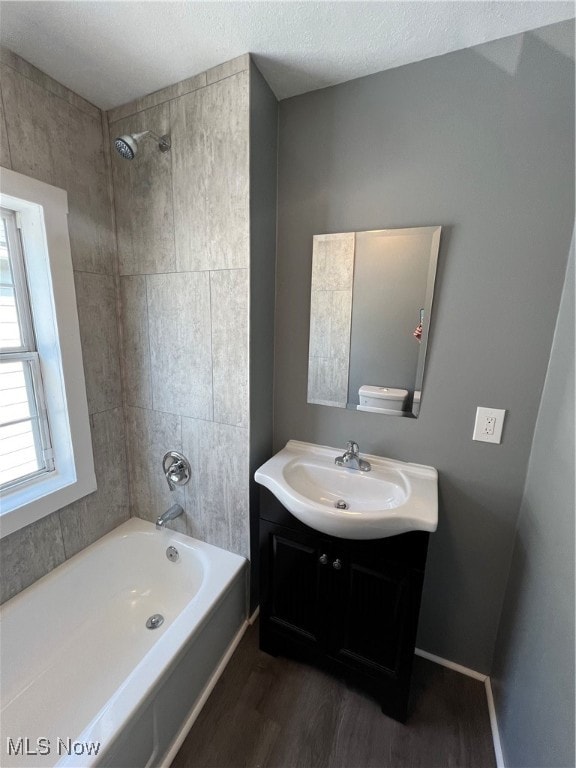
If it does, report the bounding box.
[307,226,441,417]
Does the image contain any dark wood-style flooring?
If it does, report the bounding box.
[172,621,496,768]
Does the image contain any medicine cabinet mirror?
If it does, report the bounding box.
[307,226,441,418]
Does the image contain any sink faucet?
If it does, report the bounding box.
[335,440,371,472]
[156,503,184,530]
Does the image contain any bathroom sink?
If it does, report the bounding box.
[255,440,438,539]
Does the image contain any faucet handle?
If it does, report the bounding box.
[162,451,191,490]
[346,440,359,455]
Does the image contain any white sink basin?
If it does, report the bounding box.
[255,440,438,539]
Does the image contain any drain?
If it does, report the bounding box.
[146,614,164,630]
[166,546,179,562]
[335,499,348,510]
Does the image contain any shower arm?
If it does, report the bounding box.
[134,131,171,152]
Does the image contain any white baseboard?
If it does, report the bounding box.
[415,648,505,767]
[415,647,487,681]
[484,677,505,768]
[248,605,260,624]
[159,618,249,768]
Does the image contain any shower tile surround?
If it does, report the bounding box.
[0,50,273,600]
[109,53,264,559]
[0,48,129,603]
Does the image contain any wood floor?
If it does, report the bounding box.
[172,622,496,768]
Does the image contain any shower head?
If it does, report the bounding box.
[113,131,171,160]
[114,133,139,160]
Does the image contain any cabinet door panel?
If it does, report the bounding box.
[332,559,409,674]
[271,534,319,639]
[260,522,330,647]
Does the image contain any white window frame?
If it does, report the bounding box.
[0,168,96,538]
[1,207,55,488]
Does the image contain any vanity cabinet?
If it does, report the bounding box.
[259,488,429,722]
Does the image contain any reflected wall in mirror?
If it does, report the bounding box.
[307,226,441,417]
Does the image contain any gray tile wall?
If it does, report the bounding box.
[0,49,129,604]
[109,57,252,559]
[147,271,213,420]
[171,73,249,272]
[112,103,175,276]
[0,51,276,602]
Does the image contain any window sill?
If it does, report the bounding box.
[0,466,96,538]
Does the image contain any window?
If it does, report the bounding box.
[0,169,95,538]
[1,207,54,488]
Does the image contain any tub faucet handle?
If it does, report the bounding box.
[162,451,191,490]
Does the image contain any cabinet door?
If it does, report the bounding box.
[329,542,422,678]
[260,521,332,650]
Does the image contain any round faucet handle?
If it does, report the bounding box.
[162,451,191,490]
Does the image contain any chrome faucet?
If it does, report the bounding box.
[156,503,184,530]
[335,440,371,472]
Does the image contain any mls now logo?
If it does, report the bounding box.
[6,737,101,757]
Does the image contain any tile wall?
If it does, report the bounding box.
[0,49,128,603]
[108,56,252,557]
[0,50,276,601]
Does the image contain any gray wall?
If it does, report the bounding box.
[0,49,128,603]
[274,21,575,672]
[492,238,574,768]
[248,60,278,607]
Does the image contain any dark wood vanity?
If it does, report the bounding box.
[258,487,430,722]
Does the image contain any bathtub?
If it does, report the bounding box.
[0,517,248,768]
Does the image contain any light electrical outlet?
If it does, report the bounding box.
[484,416,496,435]
[473,407,506,444]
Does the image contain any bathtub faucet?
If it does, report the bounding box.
[156,503,184,530]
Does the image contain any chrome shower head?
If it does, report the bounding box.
[114,134,139,160]
[113,131,171,160]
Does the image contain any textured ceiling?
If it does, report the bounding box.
[0,1,574,110]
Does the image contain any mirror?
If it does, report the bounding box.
[307,226,441,417]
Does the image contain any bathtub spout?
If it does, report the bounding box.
[156,503,184,530]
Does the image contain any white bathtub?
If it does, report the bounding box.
[0,518,248,768]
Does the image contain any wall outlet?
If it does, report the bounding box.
[473,407,506,444]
